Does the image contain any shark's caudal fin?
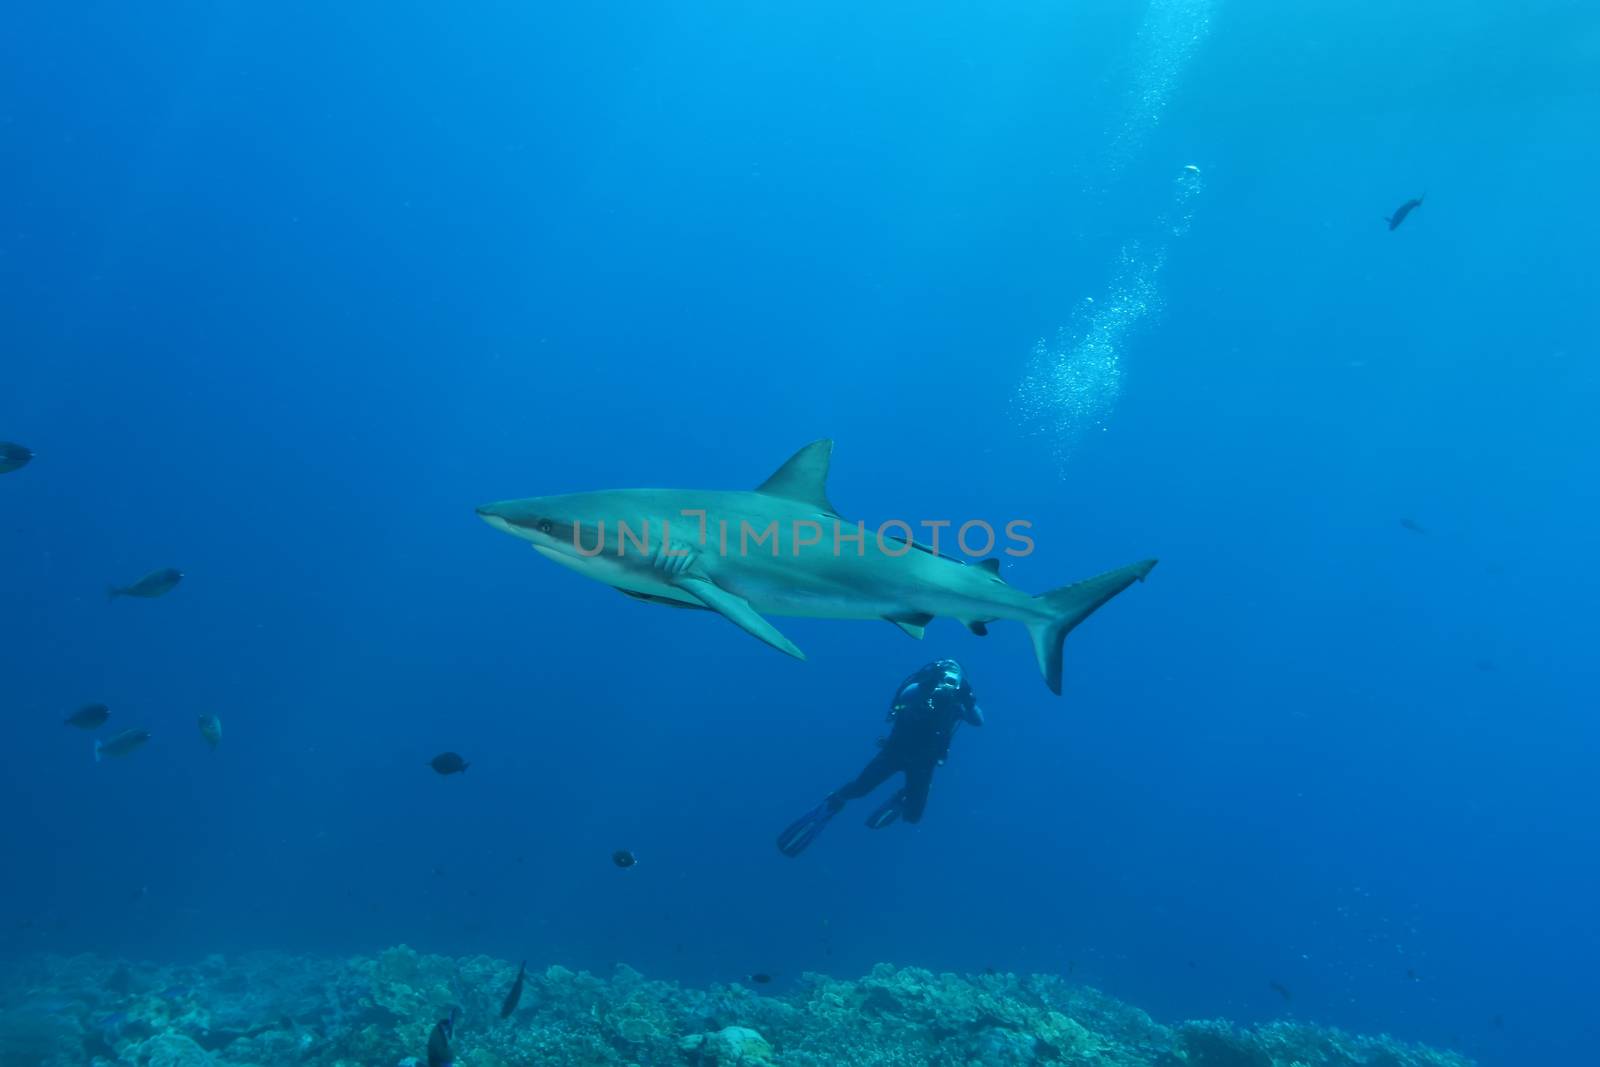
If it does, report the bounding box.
[1027,559,1158,694]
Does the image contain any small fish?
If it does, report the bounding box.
[749,973,773,985]
[64,703,111,730]
[429,752,469,775]
[1399,517,1429,536]
[95,728,151,762]
[0,441,33,474]
[499,961,526,1018]
[1269,980,1293,1003]
[198,714,222,750]
[611,849,636,869]
[427,1006,458,1067]
[108,568,183,601]
[1386,194,1424,231]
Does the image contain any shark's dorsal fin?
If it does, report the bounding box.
[975,558,1003,577]
[756,440,837,514]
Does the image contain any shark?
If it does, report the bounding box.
[476,440,1156,694]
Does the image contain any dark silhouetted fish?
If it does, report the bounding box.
[749,972,773,985]
[611,849,636,869]
[1399,517,1429,536]
[0,442,33,474]
[1269,980,1293,1002]
[65,703,111,730]
[429,752,469,775]
[198,714,222,750]
[95,728,151,762]
[499,961,526,1019]
[1386,194,1424,231]
[109,568,183,601]
[427,1006,458,1066]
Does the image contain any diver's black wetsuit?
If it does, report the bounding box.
[777,660,982,857]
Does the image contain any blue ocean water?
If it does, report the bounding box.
[1,2,1595,1064]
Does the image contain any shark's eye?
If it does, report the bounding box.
[537,520,554,535]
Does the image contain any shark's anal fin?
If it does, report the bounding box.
[617,588,710,611]
[886,613,934,639]
[677,578,806,660]
[966,621,989,636]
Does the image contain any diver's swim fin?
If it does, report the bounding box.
[865,791,905,830]
[776,799,837,858]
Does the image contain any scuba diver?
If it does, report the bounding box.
[776,659,983,857]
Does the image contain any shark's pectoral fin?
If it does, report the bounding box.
[966,621,989,637]
[677,579,805,660]
[886,613,934,639]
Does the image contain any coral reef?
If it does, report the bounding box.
[0,949,1473,1066]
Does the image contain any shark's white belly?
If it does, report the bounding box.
[537,538,1037,623]
[727,574,906,620]
[713,552,1033,623]
[533,544,700,605]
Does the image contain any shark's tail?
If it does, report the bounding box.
[1027,559,1158,694]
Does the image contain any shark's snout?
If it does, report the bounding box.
[476,501,558,540]
[476,503,519,536]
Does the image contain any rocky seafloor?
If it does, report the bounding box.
[0,947,1471,1067]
